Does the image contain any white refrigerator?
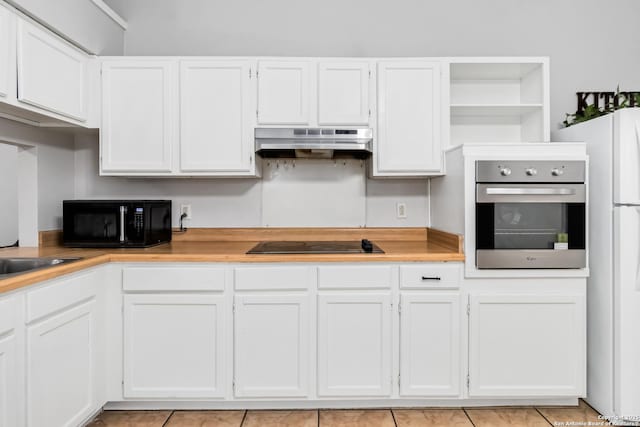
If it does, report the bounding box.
[557,108,640,421]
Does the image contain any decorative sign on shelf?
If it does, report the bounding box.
[564,89,640,127]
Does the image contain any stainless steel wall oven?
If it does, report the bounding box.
[475,160,586,269]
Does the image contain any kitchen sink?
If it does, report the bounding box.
[0,257,82,278]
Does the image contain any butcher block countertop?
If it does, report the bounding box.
[0,227,464,294]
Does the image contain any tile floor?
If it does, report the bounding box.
[88,399,615,426]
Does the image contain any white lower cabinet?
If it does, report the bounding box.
[27,299,97,427]
[399,292,461,396]
[0,296,21,427]
[468,293,586,397]
[317,292,392,397]
[123,294,226,398]
[234,294,309,397]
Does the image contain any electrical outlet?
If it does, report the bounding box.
[396,202,407,219]
[180,204,192,220]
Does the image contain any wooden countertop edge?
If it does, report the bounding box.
[0,250,464,294]
[2,227,465,294]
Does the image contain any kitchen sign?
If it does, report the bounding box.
[564,89,640,127]
[576,91,640,114]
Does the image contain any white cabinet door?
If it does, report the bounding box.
[468,293,586,397]
[180,60,255,174]
[317,293,392,397]
[16,18,88,121]
[0,297,20,427]
[318,61,370,125]
[0,5,15,100]
[257,60,311,125]
[234,294,309,397]
[27,300,96,427]
[399,293,460,397]
[101,60,177,173]
[123,294,225,398]
[0,333,17,427]
[376,61,442,176]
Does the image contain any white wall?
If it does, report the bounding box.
[5,0,124,54]
[104,0,640,131]
[74,135,429,227]
[0,143,18,246]
[0,118,76,232]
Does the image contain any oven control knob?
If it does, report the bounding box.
[551,168,564,176]
[525,167,538,176]
[500,167,512,176]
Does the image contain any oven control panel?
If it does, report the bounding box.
[476,160,585,183]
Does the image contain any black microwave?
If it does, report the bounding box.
[63,200,172,248]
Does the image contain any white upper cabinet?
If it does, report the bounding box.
[101,60,177,173]
[0,5,15,100]
[376,60,442,176]
[180,60,255,174]
[16,18,88,121]
[318,61,371,126]
[449,59,549,145]
[257,60,311,125]
[468,293,585,397]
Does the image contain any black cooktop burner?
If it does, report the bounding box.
[246,240,384,254]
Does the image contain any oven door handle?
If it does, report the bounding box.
[485,187,576,196]
[477,183,586,203]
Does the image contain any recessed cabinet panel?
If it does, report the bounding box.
[376,61,442,175]
[400,293,460,396]
[234,294,309,397]
[180,60,254,173]
[317,293,392,397]
[17,18,88,121]
[101,61,177,172]
[257,61,310,125]
[27,300,96,427]
[318,62,370,125]
[0,5,14,99]
[123,294,225,398]
[468,293,585,397]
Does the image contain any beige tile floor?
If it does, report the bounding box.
[88,400,613,427]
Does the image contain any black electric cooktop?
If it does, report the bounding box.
[246,240,384,254]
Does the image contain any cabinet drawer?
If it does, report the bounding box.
[234,266,311,290]
[123,266,225,291]
[317,266,394,289]
[400,264,461,289]
[26,271,97,323]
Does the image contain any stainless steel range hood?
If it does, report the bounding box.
[255,128,373,159]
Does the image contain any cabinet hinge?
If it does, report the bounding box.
[368,69,371,78]
[249,68,252,78]
[466,302,470,316]
[368,109,371,118]
[398,374,401,388]
[398,302,401,315]
[466,374,470,389]
[232,304,235,314]
[256,110,259,119]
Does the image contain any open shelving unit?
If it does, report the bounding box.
[449,59,549,145]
